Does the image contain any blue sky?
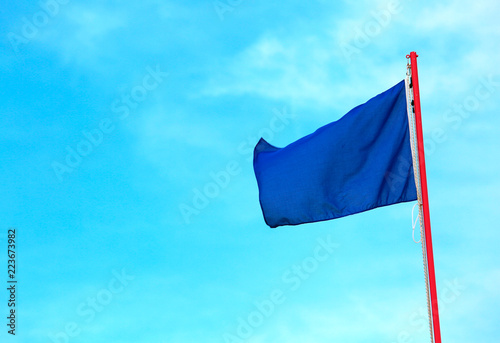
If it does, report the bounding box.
[1,0,499,342]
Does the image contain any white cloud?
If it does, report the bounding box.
[203,0,500,119]
[204,35,338,108]
[37,4,128,66]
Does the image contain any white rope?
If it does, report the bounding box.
[405,62,434,343]
[412,203,421,244]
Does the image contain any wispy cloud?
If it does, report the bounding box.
[2,0,500,342]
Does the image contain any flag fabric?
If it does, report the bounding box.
[253,80,417,228]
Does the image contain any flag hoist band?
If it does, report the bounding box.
[405,52,442,343]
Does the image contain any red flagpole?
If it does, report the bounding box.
[408,51,442,343]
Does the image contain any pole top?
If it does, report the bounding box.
[406,51,419,59]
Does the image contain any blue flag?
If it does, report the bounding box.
[253,80,417,228]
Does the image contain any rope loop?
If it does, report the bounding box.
[412,202,421,244]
